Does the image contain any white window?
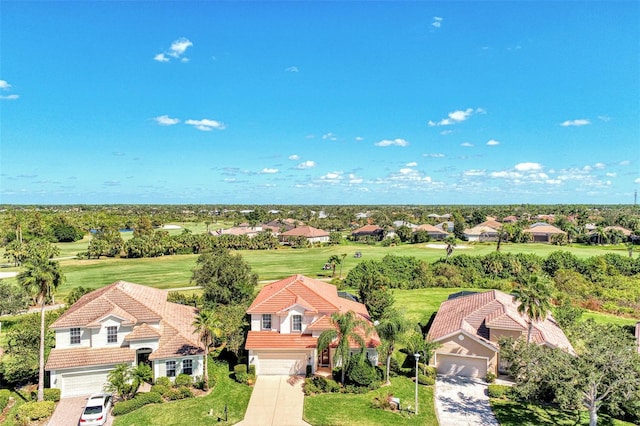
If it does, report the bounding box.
[107,326,118,343]
[166,361,176,377]
[292,315,302,332]
[262,314,272,330]
[70,327,81,344]
[182,359,193,375]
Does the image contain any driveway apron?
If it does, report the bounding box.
[435,375,499,426]
[239,376,310,426]
[47,395,114,426]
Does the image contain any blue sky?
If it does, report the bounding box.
[1,1,639,205]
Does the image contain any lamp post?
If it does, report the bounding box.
[414,352,420,415]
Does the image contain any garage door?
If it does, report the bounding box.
[256,351,308,375]
[61,369,111,397]
[436,354,487,378]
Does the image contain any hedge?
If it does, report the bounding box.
[112,392,163,416]
[488,384,511,399]
[17,401,55,420]
[30,388,61,402]
[417,374,435,386]
[174,373,193,387]
[0,389,10,411]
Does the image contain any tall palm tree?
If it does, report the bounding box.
[376,310,408,385]
[193,308,222,389]
[513,275,553,343]
[317,311,373,384]
[18,257,64,401]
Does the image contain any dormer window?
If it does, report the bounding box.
[107,326,118,343]
[262,314,272,330]
[292,315,302,332]
[70,327,81,344]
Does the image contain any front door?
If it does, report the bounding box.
[136,348,153,381]
[318,348,330,367]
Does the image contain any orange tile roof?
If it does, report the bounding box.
[124,323,161,341]
[523,224,566,235]
[280,225,329,238]
[352,224,383,234]
[246,331,318,349]
[414,224,448,234]
[478,220,503,229]
[427,290,574,354]
[45,347,135,370]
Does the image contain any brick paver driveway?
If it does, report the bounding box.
[47,395,114,426]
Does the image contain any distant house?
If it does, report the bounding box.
[502,215,518,223]
[523,223,566,243]
[393,220,416,229]
[279,225,330,244]
[478,219,503,229]
[463,225,499,242]
[46,281,204,397]
[436,221,454,232]
[427,290,574,378]
[414,224,449,241]
[246,275,380,375]
[214,224,262,238]
[351,224,385,240]
[262,219,298,234]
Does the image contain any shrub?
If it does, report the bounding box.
[248,364,256,376]
[174,373,193,387]
[112,392,163,416]
[343,384,370,394]
[371,394,394,410]
[16,401,55,420]
[303,380,321,396]
[150,384,169,396]
[417,374,435,385]
[346,354,379,387]
[0,389,10,411]
[155,376,171,387]
[485,372,496,384]
[487,384,511,399]
[30,388,61,402]
[422,366,437,379]
[306,365,313,377]
[234,364,247,375]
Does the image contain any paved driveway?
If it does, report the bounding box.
[47,395,114,426]
[238,376,310,426]
[435,375,499,426]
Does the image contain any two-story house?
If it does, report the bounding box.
[427,290,574,378]
[245,274,379,375]
[45,281,204,397]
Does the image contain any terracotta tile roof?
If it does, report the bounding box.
[246,331,318,349]
[463,225,499,235]
[524,224,566,235]
[478,220,503,229]
[414,224,449,234]
[47,281,203,371]
[280,225,329,238]
[352,224,384,234]
[427,290,574,354]
[307,314,332,331]
[45,347,135,370]
[247,275,370,320]
[604,225,632,236]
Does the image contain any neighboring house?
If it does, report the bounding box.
[502,215,518,223]
[523,223,566,243]
[245,274,380,375]
[351,224,386,240]
[414,224,449,241]
[46,281,204,397]
[279,225,330,244]
[427,290,574,378]
[463,225,499,242]
[478,219,503,229]
[262,219,298,234]
[436,221,454,232]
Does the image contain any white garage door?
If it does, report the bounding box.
[436,354,487,378]
[256,351,308,375]
[61,369,111,397]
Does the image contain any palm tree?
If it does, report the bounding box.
[18,257,64,401]
[513,275,553,343]
[193,309,222,389]
[376,310,408,385]
[317,311,373,384]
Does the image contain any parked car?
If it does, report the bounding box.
[79,393,112,426]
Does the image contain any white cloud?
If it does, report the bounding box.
[0,94,19,100]
[320,171,343,183]
[635,178,640,184]
[440,130,454,135]
[375,138,409,147]
[514,162,543,172]
[461,142,474,147]
[355,136,364,141]
[0,80,11,90]
[424,153,445,158]
[406,162,418,167]
[464,169,486,176]
[348,174,363,184]
[432,16,443,28]
[153,115,180,126]
[261,168,279,174]
[593,162,605,169]
[296,160,317,169]
[598,115,611,122]
[288,154,300,161]
[486,139,500,146]
[620,160,630,166]
[155,37,193,63]
[185,118,226,131]
[560,119,590,127]
[429,108,484,127]
[322,132,337,141]
[605,172,617,177]
[285,66,299,72]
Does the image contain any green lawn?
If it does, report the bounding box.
[304,377,437,426]
[491,398,636,426]
[113,360,252,426]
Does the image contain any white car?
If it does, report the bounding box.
[79,393,112,426]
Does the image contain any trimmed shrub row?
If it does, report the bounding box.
[17,401,55,421]
[112,392,163,416]
[488,384,512,399]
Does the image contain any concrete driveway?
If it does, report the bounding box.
[47,395,114,426]
[238,375,310,426]
[435,375,499,426]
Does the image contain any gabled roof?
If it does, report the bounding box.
[280,225,329,238]
[478,220,503,229]
[414,224,448,235]
[247,275,370,320]
[463,225,499,235]
[427,290,574,354]
[46,347,135,370]
[124,323,161,341]
[523,224,566,235]
[352,224,384,234]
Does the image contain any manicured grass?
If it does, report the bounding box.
[491,398,636,426]
[304,376,437,426]
[113,360,252,426]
